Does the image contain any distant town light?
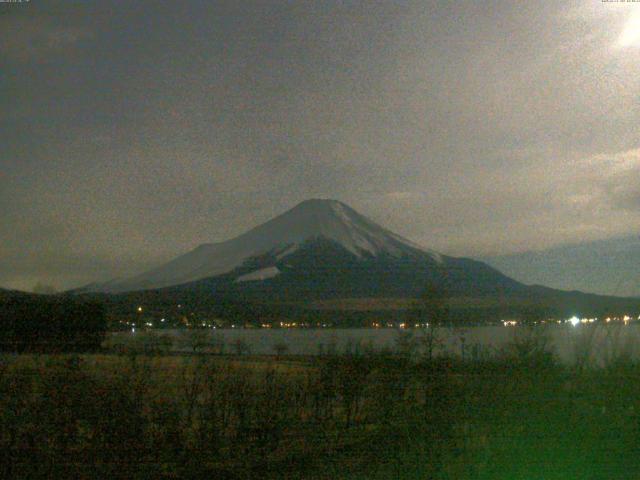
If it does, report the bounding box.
[137,306,143,312]
[569,316,580,327]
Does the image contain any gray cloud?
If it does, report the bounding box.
[0,12,92,62]
[2,0,640,291]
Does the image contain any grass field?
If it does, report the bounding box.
[2,340,640,479]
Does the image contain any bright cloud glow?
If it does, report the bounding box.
[617,11,640,48]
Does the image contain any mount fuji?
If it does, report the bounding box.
[86,199,525,299]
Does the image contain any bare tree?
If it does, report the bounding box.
[415,283,449,361]
[273,342,289,359]
[394,329,417,359]
[233,339,251,356]
[185,328,210,354]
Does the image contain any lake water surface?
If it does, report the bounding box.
[114,323,640,366]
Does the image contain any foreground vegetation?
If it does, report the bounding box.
[2,329,640,479]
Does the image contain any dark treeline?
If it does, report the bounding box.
[0,296,106,353]
[98,295,618,329]
[91,284,640,329]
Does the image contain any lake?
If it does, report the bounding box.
[112,323,640,366]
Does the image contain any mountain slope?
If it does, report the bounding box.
[86,198,636,314]
[165,236,526,300]
[79,200,640,321]
[0,288,40,304]
[90,199,446,293]
[481,235,640,298]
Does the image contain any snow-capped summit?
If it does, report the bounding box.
[230,198,439,259]
[90,199,443,293]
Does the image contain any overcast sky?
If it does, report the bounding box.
[1,0,639,292]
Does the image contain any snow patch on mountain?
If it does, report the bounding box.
[236,266,281,283]
[275,244,298,259]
